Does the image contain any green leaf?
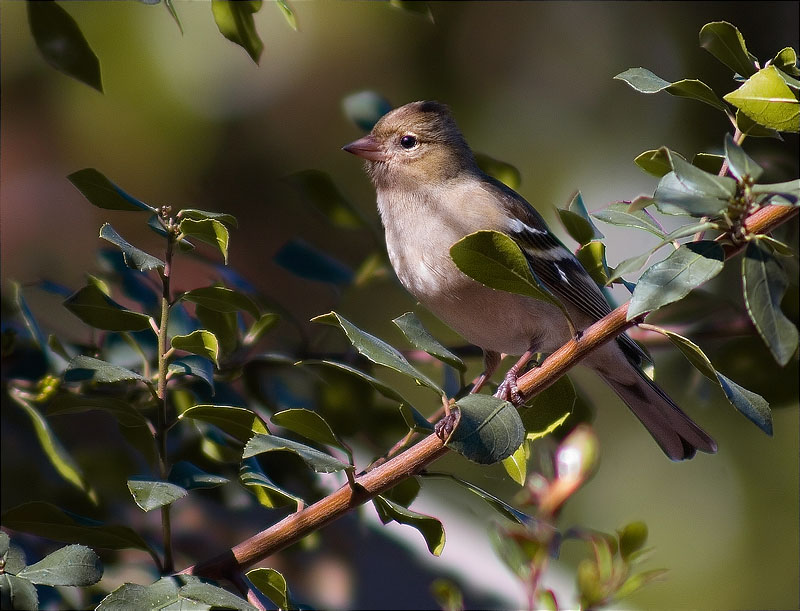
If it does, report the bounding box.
[148,214,195,251]
[771,47,800,76]
[243,434,349,473]
[614,68,727,112]
[616,568,669,600]
[99,223,165,272]
[17,545,102,586]
[46,391,146,427]
[1,502,155,553]
[178,218,229,264]
[723,134,764,182]
[520,374,575,438]
[449,230,564,309]
[558,192,604,246]
[423,472,530,524]
[311,312,443,395]
[164,0,183,33]
[751,179,800,206]
[724,66,800,133]
[180,405,268,443]
[342,91,392,132]
[247,568,291,610]
[735,109,783,139]
[382,477,421,508]
[448,394,525,464]
[127,479,187,512]
[271,408,349,457]
[618,522,648,560]
[195,305,238,358]
[168,461,229,490]
[178,208,238,228]
[372,495,445,556]
[168,356,215,394]
[285,170,365,229]
[275,0,297,30]
[171,330,220,366]
[0,574,38,610]
[669,148,737,199]
[475,153,522,190]
[240,459,303,510]
[592,203,666,239]
[180,286,259,318]
[244,313,279,345]
[389,0,434,22]
[576,241,610,286]
[393,312,466,372]
[693,153,725,175]
[97,575,256,611]
[742,241,799,365]
[502,441,528,485]
[628,241,725,319]
[699,21,758,78]
[656,328,718,381]
[67,168,153,211]
[431,579,463,611]
[299,359,408,406]
[634,148,677,177]
[211,0,263,64]
[715,372,772,435]
[63,284,152,332]
[10,392,98,503]
[64,355,146,384]
[26,1,102,92]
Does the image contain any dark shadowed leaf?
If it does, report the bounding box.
[372,495,445,556]
[735,109,783,139]
[194,305,238,358]
[475,153,522,189]
[618,522,648,561]
[164,0,183,33]
[423,472,531,524]
[751,179,800,206]
[67,168,153,211]
[1,502,155,553]
[171,330,219,366]
[99,224,165,272]
[17,545,102,586]
[520,374,575,438]
[63,285,152,332]
[628,241,725,319]
[285,170,365,228]
[169,356,215,393]
[699,21,758,78]
[0,574,38,610]
[127,479,187,512]
[342,91,392,131]
[576,241,610,286]
[180,286,259,318]
[382,477,421,508]
[271,408,349,457]
[614,68,727,111]
[723,133,764,182]
[211,0,263,63]
[244,313,279,345]
[724,66,800,133]
[558,192,604,246]
[27,1,102,91]
[448,394,524,464]
[633,148,677,177]
[393,312,465,372]
[180,405,268,443]
[168,461,228,490]
[742,241,799,365]
[274,238,354,285]
[243,434,349,473]
[312,312,443,394]
[46,391,146,427]
[716,372,773,435]
[97,575,256,611]
[240,459,303,510]
[179,218,229,263]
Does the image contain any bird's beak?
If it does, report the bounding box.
[342,134,387,162]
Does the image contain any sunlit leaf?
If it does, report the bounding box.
[271,408,349,457]
[247,568,291,610]
[592,203,666,239]
[211,0,263,64]
[64,355,146,384]
[244,313,279,345]
[699,21,758,78]
[618,521,648,561]
[171,330,219,366]
[240,459,303,510]
[633,148,677,177]
[576,241,610,286]
[724,66,800,133]
[614,68,727,111]
[372,495,445,556]
[475,153,522,189]
[501,441,528,485]
[179,208,238,228]
[17,544,102,587]
[127,479,187,512]
[179,218,229,264]
[180,405,268,443]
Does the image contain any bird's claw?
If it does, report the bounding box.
[496,373,525,406]
[434,408,460,442]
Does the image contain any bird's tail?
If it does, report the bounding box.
[601,362,717,461]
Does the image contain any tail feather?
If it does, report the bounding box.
[602,364,717,461]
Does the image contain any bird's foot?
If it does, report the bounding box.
[496,371,525,406]
[434,404,460,442]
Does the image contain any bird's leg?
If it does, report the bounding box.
[495,349,536,406]
[470,350,502,394]
[434,396,459,441]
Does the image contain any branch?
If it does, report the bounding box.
[180,203,798,581]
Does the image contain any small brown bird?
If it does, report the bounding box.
[343,100,716,460]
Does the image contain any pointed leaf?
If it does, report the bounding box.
[633,148,677,177]
[771,47,800,76]
[618,521,648,561]
[751,179,800,206]
[240,459,303,510]
[724,66,800,133]
[285,170,365,228]
[180,286,259,318]
[46,391,146,427]
[271,408,348,455]
[342,91,393,132]
[178,218,229,263]
[99,224,164,272]
[168,461,228,490]
[64,355,146,384]
[520,374,575,438]
[502,442,528,485]
[629,241,724,319]
[247,568,291,610]
[699,21,758,78]
[243,434,349,473]
[63,285,151,332]
[373,495,445,556]
[423,472,531,525]
[195,305,238,358]
[168,356,215,394]
[299,359,406,405]
[67,168,153,211]
[1,502,155,553]
[179,208,238,228]
[735,109,783,138]
[742,241,799,365]
[275,0,297,30]
[656,328,718,381]
[723,134,764,182]
[576,241,609,286]
[715,372,773,435]
[211,0,263,63]
[180,405,268,443]
[27,1,102,91]
[393,312,465,372]
[127,479,187,512]
[592,203,666,238]
[97,575,256,611]
[448,394,525,464]
[475,153,522,189]
[614,68,727,111]
[311,312,443,394]
[244,313,279,345]
[17,545,102,586]
[171,330,219,366]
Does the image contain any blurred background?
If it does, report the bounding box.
[2,2,798,609]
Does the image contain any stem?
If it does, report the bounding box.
[157,229,176,574]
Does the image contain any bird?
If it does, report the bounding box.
[342,100,716,460]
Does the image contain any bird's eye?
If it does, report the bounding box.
[399,134,418,149]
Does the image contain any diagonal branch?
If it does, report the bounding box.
[180,203,797,582]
